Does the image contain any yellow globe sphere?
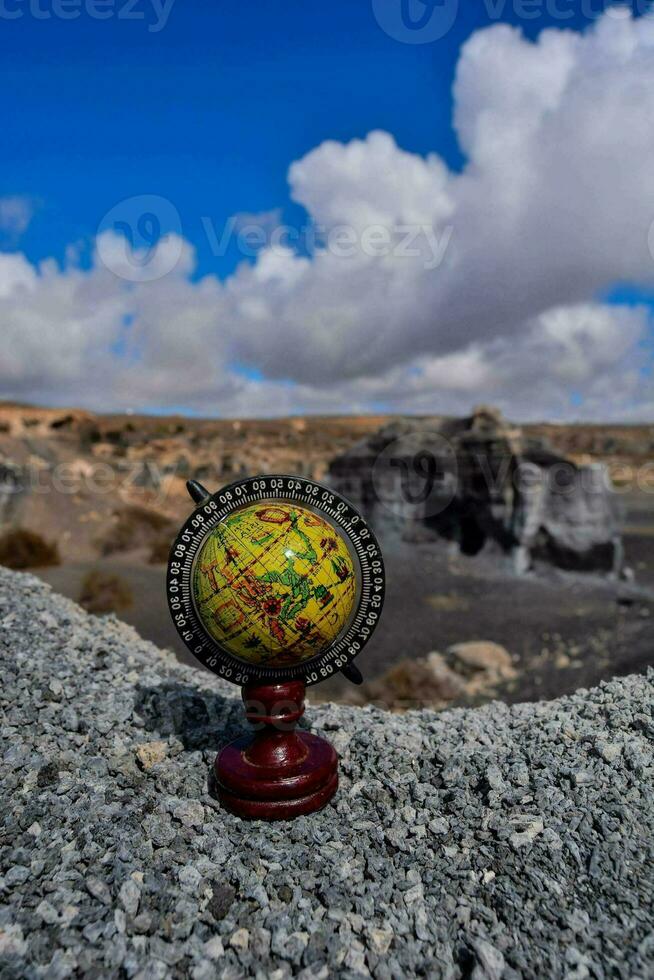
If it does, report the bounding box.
[192,502,358,667]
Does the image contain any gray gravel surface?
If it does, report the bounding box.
[1,566,653,980]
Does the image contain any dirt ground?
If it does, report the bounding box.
[35,498,653,710]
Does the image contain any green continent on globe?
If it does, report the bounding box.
[192,502,358,666]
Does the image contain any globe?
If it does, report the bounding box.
[192,502,358,667]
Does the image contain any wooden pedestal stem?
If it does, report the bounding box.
[214,680,338,820]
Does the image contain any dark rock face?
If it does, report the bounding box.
[329,407,623,575]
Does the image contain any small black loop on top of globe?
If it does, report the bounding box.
[166,475,385,688]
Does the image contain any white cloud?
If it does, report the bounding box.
[0,196,35,242]
[289,130,454,232]
[0,252,37,298]
[0,11,653,421]
[95,230,195,284]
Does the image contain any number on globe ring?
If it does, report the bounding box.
[166,475,386,687]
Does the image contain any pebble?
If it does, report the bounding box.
[230,928,250,952]
[135,740,167,770]
[428,816,450,835]
[203,936,225,960]
[178,865,203,892]
[85,877,112,906]
[119,879,141,917]
[172,799,205,827]
[471,938,505,980]
[48,678,63,698]
[368,927,393,955]
[1,567,653,979]
[597,741,623,763]
[508,816,545,848]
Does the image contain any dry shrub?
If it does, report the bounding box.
[79,570,133,615]
[148,532,175,565]
[0,528,60,569]
[100,505,175,556]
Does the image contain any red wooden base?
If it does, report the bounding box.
[214,680,338,820]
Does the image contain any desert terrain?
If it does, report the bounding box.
[1,402,652,710]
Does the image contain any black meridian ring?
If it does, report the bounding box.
[166,475,386,688]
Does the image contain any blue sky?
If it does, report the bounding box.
[4,0,616,278]
[1,1,653,420]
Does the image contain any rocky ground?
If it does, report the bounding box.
[1,568,653,979]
